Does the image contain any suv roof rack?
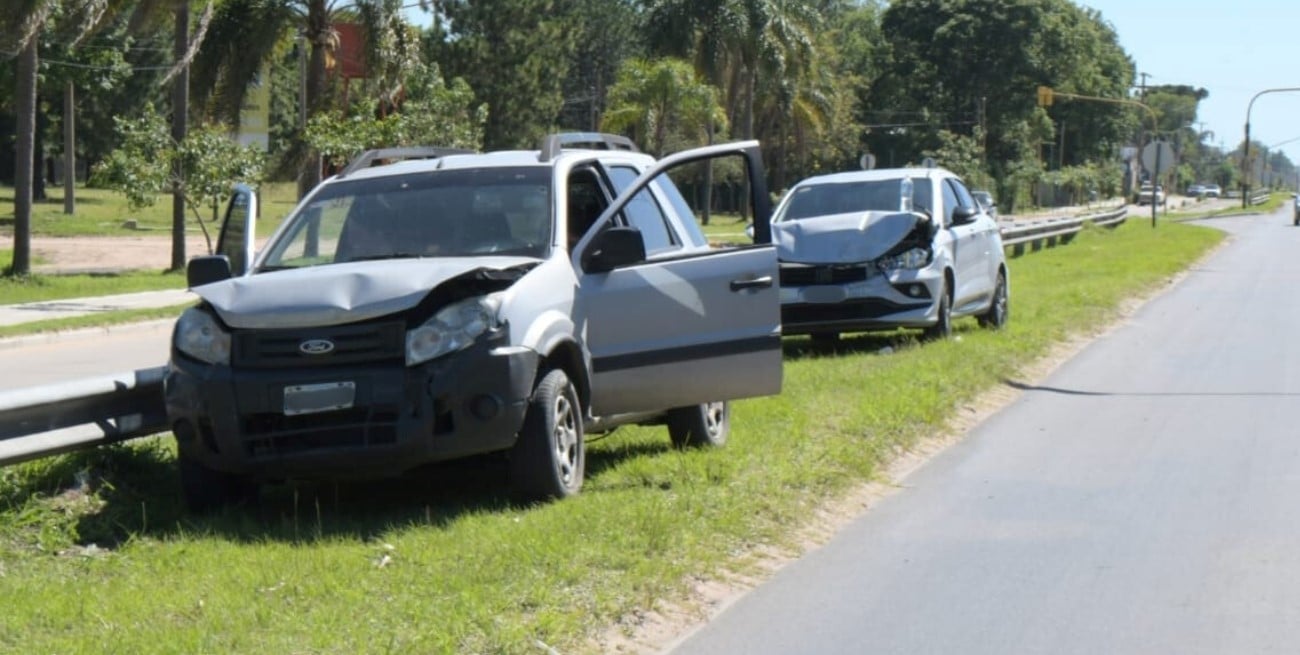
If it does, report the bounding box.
[339,146,476,177]
[538,132,639,162]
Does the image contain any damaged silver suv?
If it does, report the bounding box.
[772,166,1008,340]
[165,134,782,510]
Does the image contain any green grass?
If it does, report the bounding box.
[0,183,298,238]
[0,304,192,340]
[0,218,1223,653]
[0,251,184,305]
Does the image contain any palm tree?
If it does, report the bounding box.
[602,58,725,157]
[190,0,417,198]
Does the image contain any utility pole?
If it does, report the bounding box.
[1138,72,1151,100]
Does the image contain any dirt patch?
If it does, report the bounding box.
[16,235,214,274]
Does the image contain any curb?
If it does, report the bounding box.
[0,319,175,352]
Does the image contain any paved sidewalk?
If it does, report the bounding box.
[0,288,195,328]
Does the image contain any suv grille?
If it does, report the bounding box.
[232,322,405,368]
[780,264,869,287]
[242,407,400,458]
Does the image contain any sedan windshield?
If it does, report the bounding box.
[777,178,932,221]
[261,167,552,269]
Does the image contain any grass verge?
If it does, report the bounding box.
[0,251,184,305]
[0,219,1223,654]
[0,183,298,238]
[0,304,192,340]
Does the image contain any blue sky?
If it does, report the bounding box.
[405,2,1300,163]
[1074,0,1300,163]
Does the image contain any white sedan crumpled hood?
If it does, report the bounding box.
[773,210,924,264]
[194,256,537,329]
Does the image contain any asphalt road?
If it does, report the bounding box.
[0,323,171,391]
[669,206,1300,654]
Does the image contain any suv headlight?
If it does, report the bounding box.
[406,294,503,366]
[877,248,931,271]
[174,308,231,365]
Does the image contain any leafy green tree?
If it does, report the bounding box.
[427,0,578,150]
[556,0,644,132]
[602,58,726,157]
[304,63,484,167]
[92,104,266,253]
[870,0,1134,204]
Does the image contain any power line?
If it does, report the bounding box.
[43,58,170,71]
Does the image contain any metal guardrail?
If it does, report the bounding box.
[1249,191,1271,206]
[1000,206,1128,257]
[0,366,169,467]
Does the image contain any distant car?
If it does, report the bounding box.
[771,166,1009,341]
[1186,184,1205,197]
[1202,184,1222,198]
[971,190,998,219]
[1137,184,1165,206]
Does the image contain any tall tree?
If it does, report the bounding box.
[602,57,725,157]
[428,0,579,150]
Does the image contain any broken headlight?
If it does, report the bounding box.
[406,294,503,366]
[877,248,931,271]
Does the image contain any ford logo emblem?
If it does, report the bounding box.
[299,339,336,356]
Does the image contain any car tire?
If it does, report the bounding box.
[179,454,257,512]
[923,281,952,341]
[668,401,730,449]
[977,271,1009,329]
[510,369,584,501]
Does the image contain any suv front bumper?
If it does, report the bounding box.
[165,340,538,480]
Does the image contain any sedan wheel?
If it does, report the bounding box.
[923,282,952,341]
[977,271,1009,329]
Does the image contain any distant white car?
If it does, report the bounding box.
[771,166,1008,341]
[1137,184,1165,206]
[1202,184,1222,198]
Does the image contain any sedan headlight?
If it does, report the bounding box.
[406,294,503,366]
[877,247,931,271]
[174,308,231,365]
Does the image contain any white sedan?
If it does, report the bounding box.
[771,166,1009,340]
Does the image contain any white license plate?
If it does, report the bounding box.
[802,286,847,304]
[283,381,356,416]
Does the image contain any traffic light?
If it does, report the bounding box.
[1037,85,1054,107]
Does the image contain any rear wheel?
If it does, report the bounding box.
[178,454,257,512]
[923,281,952,341]
[668,401,730,449]
[510,369,584,501]
[977,271,1009,329]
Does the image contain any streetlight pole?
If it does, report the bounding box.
[1242,87,1300,208]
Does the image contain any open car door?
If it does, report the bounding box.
[215,183,258,276]
[576,141,782,416]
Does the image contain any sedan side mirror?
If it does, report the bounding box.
[584,226,647,273]
[952,206,980,225]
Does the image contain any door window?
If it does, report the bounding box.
[607,166,677,254]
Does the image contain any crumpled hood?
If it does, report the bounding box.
[772,210,925,264]
[194,256,537,329]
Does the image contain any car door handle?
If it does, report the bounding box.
[730,276,774,292]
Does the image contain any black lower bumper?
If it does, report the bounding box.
[165,342,538,480]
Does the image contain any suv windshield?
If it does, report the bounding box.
[261,167,552,269]
[776,178,933,222]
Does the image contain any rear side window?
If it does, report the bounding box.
[608,166,677,254]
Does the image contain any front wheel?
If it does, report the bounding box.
[178,454,258,512]
[977,271,1009,329]
[510,369,585,501]
[923,282,952,341]
[667,401,730,449]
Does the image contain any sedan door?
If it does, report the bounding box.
[575,142,782,416]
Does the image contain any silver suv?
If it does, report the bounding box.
[771,166,1008,340]
[165,134,782,509]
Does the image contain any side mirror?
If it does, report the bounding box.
[952,205,980,225]
[187,255,233,288]
[584,226,647,273]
